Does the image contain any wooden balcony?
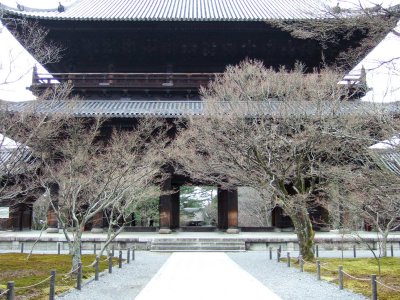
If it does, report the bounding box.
[32,72,219,94]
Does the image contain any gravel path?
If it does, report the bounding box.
[57,251,170,300]
[228,252,368,300]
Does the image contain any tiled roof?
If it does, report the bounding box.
[3,100,400,118]
[1,0,329,21]
[0,148,33,176]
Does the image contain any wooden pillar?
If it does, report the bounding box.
[218,187,239,233]
[46,184,59,233]
[159,177,173,234]
[171,186,180,229]
[91,210,104,233]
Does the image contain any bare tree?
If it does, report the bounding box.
[39,117,169,269]
[171,60,399,260]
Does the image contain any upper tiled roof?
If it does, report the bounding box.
[3,99,400,118]
[1,0,329,21]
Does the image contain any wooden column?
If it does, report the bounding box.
[218,187,239,233]
[46,184,59,233]
[46,207,59,233]
[91,210,104,233]
[159,177,173,233]
[171,186,180,229]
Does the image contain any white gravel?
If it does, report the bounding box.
[228,252,368,300]
[57,251,170,300]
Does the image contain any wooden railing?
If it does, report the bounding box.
[33,72,220,92]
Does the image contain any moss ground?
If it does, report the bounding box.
[282,257,400,300]
[0,253,119,300]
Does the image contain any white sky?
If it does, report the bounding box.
[0,21,54,102]
[0,0,77,10]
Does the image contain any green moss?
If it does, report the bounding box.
[281,257,400,300]
[0,253,119,300]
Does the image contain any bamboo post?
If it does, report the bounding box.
[299,255,304,272]
[316,260,321,281]
[108,256,113,274]
[57,243,61,255]
[353,245,357,258]
[371,274,377,300]
[93,243,97,255]
[316,245,319,258]
[119,250,122,268]
[20,242,24,254]
[95,257,99,281]
[76,263,82,290]
[277,248,280,262]
[132,247,135,261]
[7,281,14,300]
[338,266,343,290]
[287,252,291,267]
[269,247,272,260]
[49,270,56,300]
[391,243,394,257]
[127,249,130,264]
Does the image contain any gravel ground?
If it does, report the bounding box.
[57,251,170,300]
[228,252,368,300]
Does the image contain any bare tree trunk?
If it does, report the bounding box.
[289,208,315,261]
[71,231,82,272]
[380,229,390,257]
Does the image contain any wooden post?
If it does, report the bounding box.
[93,243,97,255]
[338,266,343,290]
[371,274,377,300]
[76,263,82,290]
[277,248,280,262]
[108,256,112,274]
[132,247,135,261]
[7,281,14,300]
[119,250,122,268]
[287,252,291,267]
[127,249,130,264]
[57,243,61,255]
[49,270,56,300]
[353,245,356,258]
[269,247,272,260]
[391,243,394,257]
[20,242,24,254]
[316,245,319,258]
[299,255,304,272]
[95,257,99,281]
[316,260,321,280]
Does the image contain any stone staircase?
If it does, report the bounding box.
[150,238,246,252]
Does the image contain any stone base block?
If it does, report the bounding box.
[158,228,172,234]
[91,228,104,233]
[46,227,59,233]
[226,228,240,234]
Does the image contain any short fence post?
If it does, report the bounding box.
[287,252,291,267]
[299,255,304,272]
[127,248,130,264]
[20,242,24,254]
[132,247,135,261]
[93,243,97,255]
[57,243,61,255]
[108,256,113,274]
[353,245,356,258]
[316,260,321,281]
[49,270,56,300]
[112,245,115,257]
[338,266,343,290]
[7,281,14,300]
[390,243,394,257]
[371,274,377,300]
[277,248,280,262]
[316,245,319,258]
[269,247,272,260]
[119,250,122,268]
[76,263,82,291]
[95,257,99,281]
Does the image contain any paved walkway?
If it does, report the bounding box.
[135,252,281,300]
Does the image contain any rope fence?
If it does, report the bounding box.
[275,250,400,300]
[0,246,136,300]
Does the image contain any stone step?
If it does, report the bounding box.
[150,239,246,252]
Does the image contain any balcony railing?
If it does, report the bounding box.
[33,72,220,93]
